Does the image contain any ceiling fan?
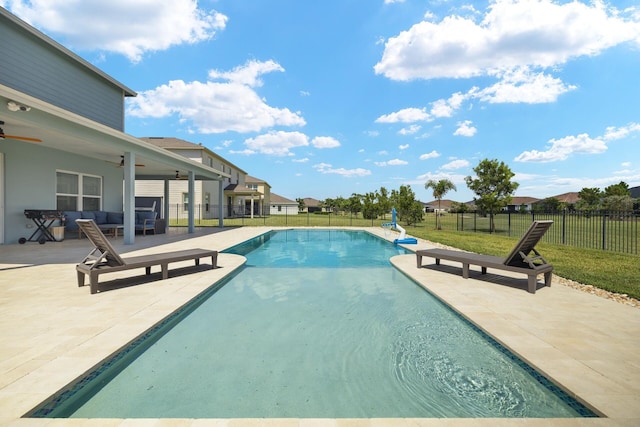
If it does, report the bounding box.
[175,171,189,180]
[107,155,145,167]
[0,121,42,143]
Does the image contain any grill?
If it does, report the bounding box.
[20,210,65,244]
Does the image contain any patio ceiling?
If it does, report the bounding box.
[0,85,229,182]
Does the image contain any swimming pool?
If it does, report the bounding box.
[30,229,595,418]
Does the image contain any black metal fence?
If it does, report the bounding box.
[164,204,639,255]
[450,210,639,255]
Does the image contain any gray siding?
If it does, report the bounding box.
[0,16,126,131]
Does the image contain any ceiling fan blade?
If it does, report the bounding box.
[1,134,42,143]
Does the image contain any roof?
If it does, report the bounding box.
[270,193,297,204]
[140,137,247,174]
[0,7,136,97]
[509,197,540,205]
[224,183,260,196]
[547,192,581,204]
[423,199,457,209]
[303,198,321,207]
[630,186,640,199]
[246,175,271,189]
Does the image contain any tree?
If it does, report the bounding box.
[534,197,562,213]
[361,192,380,220]
[377,187,392,220]
[604,181,630,197]
[295,198,306,213]
[576,187,602,211]
[464,159,519,232]
[424,178,457,229]
[392,185,424,225]
[347,193,363,217]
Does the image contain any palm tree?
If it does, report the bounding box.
[424,179,457,229]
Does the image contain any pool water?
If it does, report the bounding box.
[33,229,595,418]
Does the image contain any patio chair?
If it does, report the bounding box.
[75,219,217,294]
[416,220,554,293]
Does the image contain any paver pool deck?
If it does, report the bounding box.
[0,226,638,427]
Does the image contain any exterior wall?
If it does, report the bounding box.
[1,142,124,243]
[270,204,298,215]
[0,14,127,131]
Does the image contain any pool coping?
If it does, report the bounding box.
[1,226,638,426]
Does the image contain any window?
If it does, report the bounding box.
[248,184,258,191]
[56,171,102,211]
[182,193,189,211]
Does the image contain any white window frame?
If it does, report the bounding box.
[56,170,103,211]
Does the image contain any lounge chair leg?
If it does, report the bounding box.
[544,271,552,287]
[195,259,200,266]
[77,271,85,287]
[527,275,537,294]
[212,253,218,268]
[416,255,423,268]
[481,266,487,275]
[435,258,440,265]
[90,273,99,294]
[161,264,168,280]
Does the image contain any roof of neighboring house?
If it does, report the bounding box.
[509,197,540,205]
[630,186,640,198]
[270,193,297,204]
[423,199,456,209]
[224,183,260,195]
[245,175,271,189]
[0,8,136,97]
[303,198,321,207]
[546,192,581,204]
[140,137,247,174]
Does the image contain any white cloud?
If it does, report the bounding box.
[375,0,640,81]
[474,67,577,104]
[603,122,640,141]
[127,60,306,133]
[208,60,283,87]
[399,125,421,135]
[453,120,477,137]
[311,136,341,149]
[399,144,410,150]
[516,122,640,163]
[313,163,371,177]
[292,158,309,163]
[441,159,470,170]
[515,133,607,163]
[375,159,409,167]
[384,0,406,4]
[5,0,227,62]
[244,131,309,156]
[375,107,430,123]
[419,150,440,160]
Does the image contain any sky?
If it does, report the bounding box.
[2,0,640,203]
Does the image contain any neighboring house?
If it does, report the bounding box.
[0,7,225,244]
[629,186,640,199]
[503,197,540,212]
[137,137,253,219]
[244,175,271,216]
[423,199,456,213]
[269,193,298,215]
[302,197,323,213]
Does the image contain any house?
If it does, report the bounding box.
[0,7,226,244]
[136,137,259,219]
[302,198,323,213]
[423,199,456,213]
[503,197,540,212]
[244,176,271,216]
[630,186,640,199]
[269,193,298,215]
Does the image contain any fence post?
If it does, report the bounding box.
[562,210,566,245]
[602,212,607,251]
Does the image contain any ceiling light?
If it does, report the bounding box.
[7,101,31,112]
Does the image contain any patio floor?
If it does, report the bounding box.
[0,226,638,427]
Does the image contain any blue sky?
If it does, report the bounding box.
[3,0,640,203]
